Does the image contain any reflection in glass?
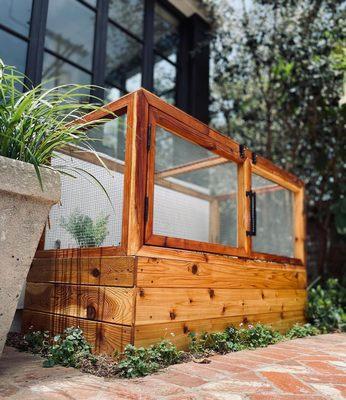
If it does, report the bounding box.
[87,114,127,161]
[0,0,32,36]
[42,52,91,87]
[252,174,294,257]
[153,127,237,246]
[108,0,144,39]
[45,0,95,70]
[153,55,176,104]
[0,29,27,72]
[105,23,142,91]
[154,3,179,59]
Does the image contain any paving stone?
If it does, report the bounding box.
[0,333,345,399]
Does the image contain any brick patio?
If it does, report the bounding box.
[0,333,345,399]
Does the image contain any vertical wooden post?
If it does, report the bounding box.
[294,186,306,265]
[237,159,252,255]
[126,90,150,255]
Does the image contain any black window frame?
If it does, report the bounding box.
[2,0,209,119]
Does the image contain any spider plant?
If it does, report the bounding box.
[0,60,112,197]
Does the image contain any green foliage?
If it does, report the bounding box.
[307,278,346,332]
[0,62,110,190]
[117,340,183,378]
[43,327,93,368]
[285,323,320,339]
[189,323,283,355]
[61,210,109,247]
[22,329,50,355]
[204,0,346,272]
[235,323,283,349]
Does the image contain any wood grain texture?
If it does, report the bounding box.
[22,310,132,353]
[25,283,134,325]
[135,287,306,325]
[134,310,305,350]
[137,257,307,289]
[27,257,136,287]
[136,245,305,270]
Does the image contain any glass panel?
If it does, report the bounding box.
[108,0,144,39]
[105,23,142,92]
[44,115,127,250]
[42,52,91,87]
[88,114,127,160]
[252,174,294,257]
[0,0,32,36]
[153,55,176,104]
[0,29,27,72]
[45,0,95,70]
[154,4,179,60]
[153,127,238,246]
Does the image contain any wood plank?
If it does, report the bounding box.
[238,159,251,254]
[135,288,306,325]
[155,156,229,179]
[24,283,134,325]
[294,187,306,264]
[22,309,132,354]
[137,257,307,289]
[27,257,136,287]
[209,199,220,243]
[134,310,305,350]
[35,246,127,259]
[136,245,306,270]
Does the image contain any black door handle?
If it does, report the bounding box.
[246,190,257,236]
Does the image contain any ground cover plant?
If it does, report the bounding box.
[7,279,345,378]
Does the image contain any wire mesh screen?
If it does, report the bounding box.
[44,115,127,250]
[153,126,238,246]
[252,174,294,257]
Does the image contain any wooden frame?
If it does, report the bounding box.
[37,88,305,266]
[26,90,307,353]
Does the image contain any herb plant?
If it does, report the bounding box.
[60,210,109,247]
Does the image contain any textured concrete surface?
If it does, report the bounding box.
[0,333,345,399]
[0,156,60,354]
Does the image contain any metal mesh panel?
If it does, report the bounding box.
[44,116,127,250]
[153,126,238,246]
[252,174,294,257]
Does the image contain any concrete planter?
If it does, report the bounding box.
[0,156,60,355]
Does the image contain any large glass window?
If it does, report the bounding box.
[0,0,32,36]
[108,0,144,39]
[153,126,238,246]
[45,0,95,70]
[153,4,179,104]
[105,23,142,94]
[0,0,31,74]
[252,174,295,257]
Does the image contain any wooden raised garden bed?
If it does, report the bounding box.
[22,89,307,353]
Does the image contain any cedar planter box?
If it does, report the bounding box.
[22,89,306,353]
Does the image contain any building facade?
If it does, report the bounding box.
[0,0,210,121]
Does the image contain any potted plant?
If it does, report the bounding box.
[0,61,107,355]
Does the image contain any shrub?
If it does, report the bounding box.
[307,278,346,332]
[22,329,51,355]
[117,340,183,378]
[43,327,93,368]
[235,323,283,349]
[189,323,283,356]
[285,323,320,339]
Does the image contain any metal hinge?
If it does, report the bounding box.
[239,144,246,159]
[252,152,257,164]
[144,196,149,222]
[147,124,152,151]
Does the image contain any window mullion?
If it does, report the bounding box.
[92,0,109,101]
[25,0,48,87]
[142,0,155,90]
